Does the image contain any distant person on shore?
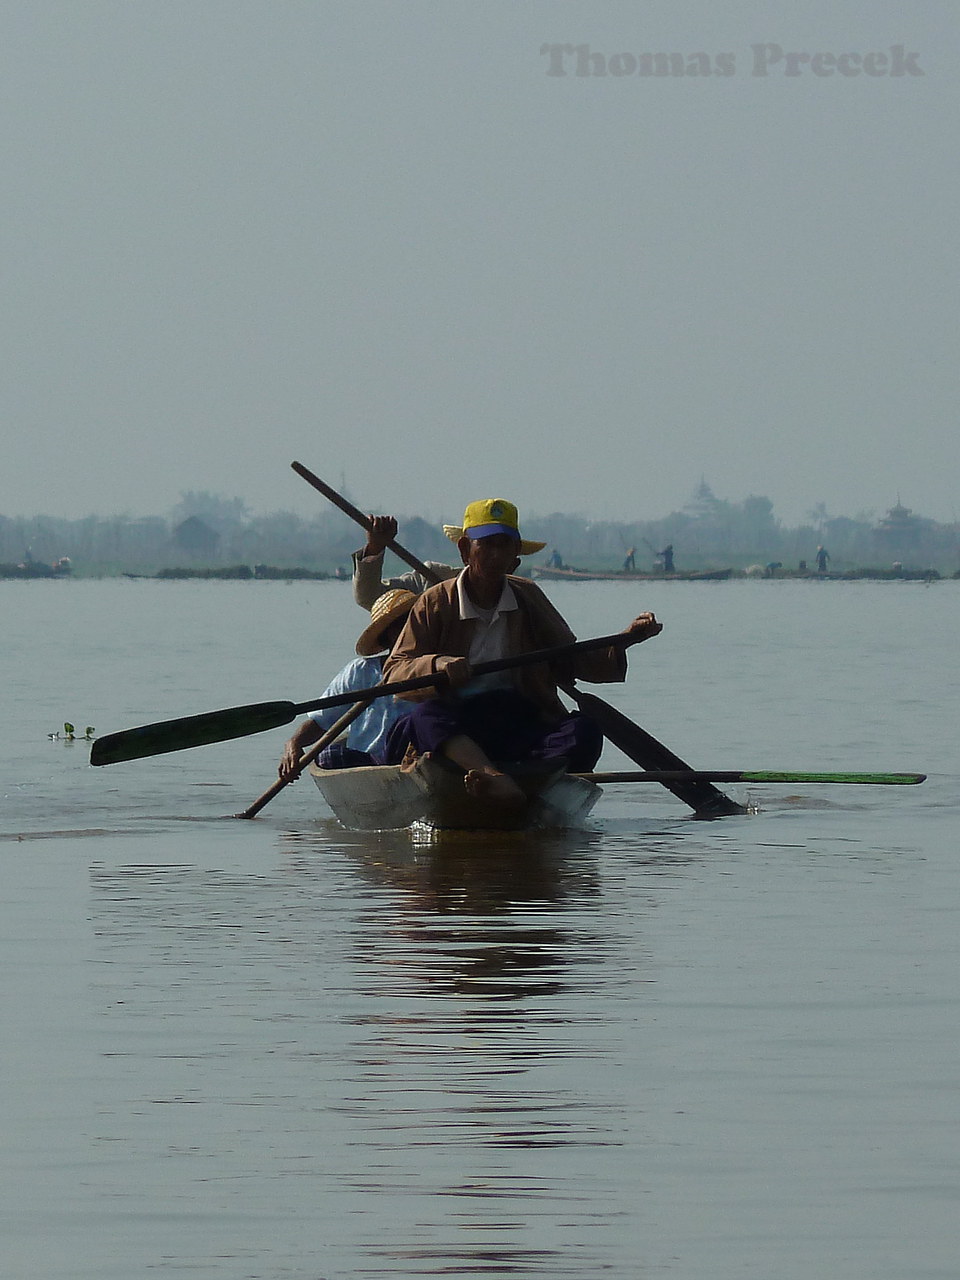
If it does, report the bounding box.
[277,589,417,780]
[622,547,636,572]
[657,545,675,574]
[815,546,830,573]
[352,515,458,609]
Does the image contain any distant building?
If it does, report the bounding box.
[875,500,921,549]
[684,478,723,520]
[173,516,220,556]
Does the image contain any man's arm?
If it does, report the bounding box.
[352,515,398,608]
[351,514,459,607]
[278,718,323,781]
[512,580,659,685]
[352,552,460,609]
[380,587,471,697]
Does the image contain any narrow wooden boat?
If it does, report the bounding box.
[309,753,602,832]
[534,565,733,583]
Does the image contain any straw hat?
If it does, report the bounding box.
[355,588,417,656]
[443,498,545,556]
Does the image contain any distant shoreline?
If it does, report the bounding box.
[2,564,951,583]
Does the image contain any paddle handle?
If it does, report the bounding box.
[292,461,442,583]
[291,631,629,716]
[89,630,635,766]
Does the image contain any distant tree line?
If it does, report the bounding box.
[2,484,958,575]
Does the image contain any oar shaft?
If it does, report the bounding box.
[576,770,926,785]
[291,630,627,715]
[90,630,630,765]
[292,461,440,582]
[563,684,744,816]
[236,699,371,819]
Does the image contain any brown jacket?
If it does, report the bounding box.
[382,575,627,722]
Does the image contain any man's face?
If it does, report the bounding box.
[458,533,521,583]
[377,615,410,653]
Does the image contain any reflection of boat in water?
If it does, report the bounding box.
[309,753,602,833]
[534,565,733,583]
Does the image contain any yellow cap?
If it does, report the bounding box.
[442,498,546,556]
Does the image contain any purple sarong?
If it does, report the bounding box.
[383,689,602,772]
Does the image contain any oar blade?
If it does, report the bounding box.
[739,770,927,786]
[90,701,298,766]
[565,686,745,816]
[578,770,927,786]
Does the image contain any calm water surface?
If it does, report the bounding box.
[3,578,958,1279]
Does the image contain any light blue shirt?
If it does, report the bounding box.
[308,655,406,761]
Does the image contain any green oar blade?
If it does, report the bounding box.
[738,771,926,786]
[578,770,926,786]
[90,701,298,766]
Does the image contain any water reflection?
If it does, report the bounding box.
[277,823,641,1276]
[88,822,659,1279]
[283,822,607,1001]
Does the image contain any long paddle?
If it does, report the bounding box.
[291,460,436,580]
[576,770,926,786]
[234,461,438,815]
[291,461,743,816]
[562,685,745,816]
[90,631,632,766]
[236,698,371,819]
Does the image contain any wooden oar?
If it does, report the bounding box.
[576,770,926,786]
[562,685,745,816]
[291,460,436,580]
[89,631,631,766]
[290,462,742,816]
[235,698,372,819]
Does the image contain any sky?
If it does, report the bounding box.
[2,1,957,527]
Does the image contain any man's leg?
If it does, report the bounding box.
[442,734,525,804]
[388,694,530,804]
[533,712,604,772]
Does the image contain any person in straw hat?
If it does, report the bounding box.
[382,498,663,805]
[277,588,417,781]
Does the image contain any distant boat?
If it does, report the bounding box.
[0,557,72,579]
[533,565,733,583]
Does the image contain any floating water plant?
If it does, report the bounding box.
[49,722,95,741]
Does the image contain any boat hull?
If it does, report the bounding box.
[309,754,602,832]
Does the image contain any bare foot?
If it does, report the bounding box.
[463,767,525,806]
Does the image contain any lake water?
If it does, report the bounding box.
[3,577,957,1279]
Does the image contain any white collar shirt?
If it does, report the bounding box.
[456,569,518,695]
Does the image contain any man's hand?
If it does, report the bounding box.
[435,655,472,688]
[278,739,303,782]
[623,612,663,645]
[362,515,398,557]
[278,719,321,781]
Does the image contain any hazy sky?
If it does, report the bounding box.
[3,1,956,527]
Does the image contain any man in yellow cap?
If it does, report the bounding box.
[382,499,663,805]
[278,589,417,781]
